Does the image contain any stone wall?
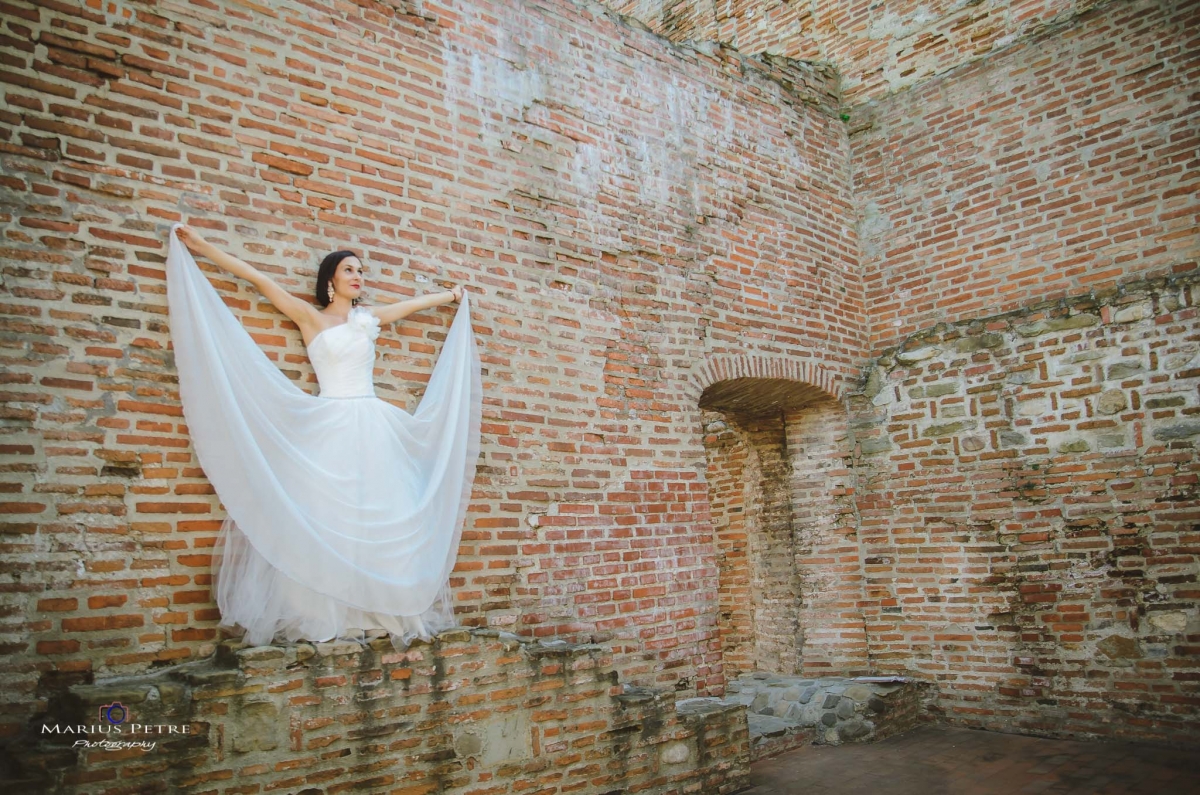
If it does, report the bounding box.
[730,672,927,755]
[8,630,749,793]
[850,273,1200,743]
[851,0,1200,351]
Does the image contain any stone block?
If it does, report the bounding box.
[923,421,970,438]
[896,346,941,364]
[661,740,691,765]
[749,714,796,738]
[1096,635,1142,662]
[860,438,893,455]
[843,685,873,702]
[1112,302,1151,323]
[999,430,1028,447]
[1147,611,1189,633]
[231,701,281,753]
[838,719,872,741]
[953,333,1004,353]
[1106,362,1144,380]
[1014,314,1099,337]
[1152,422,1200,441]
[1096,389,1127,415]
[924,383,959,398]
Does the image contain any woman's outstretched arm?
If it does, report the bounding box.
[176,225,321,333]
[370,286,463,326]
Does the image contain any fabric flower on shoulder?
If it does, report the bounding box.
[347,306,381,342]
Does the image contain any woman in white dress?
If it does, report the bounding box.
[167,224,482,649]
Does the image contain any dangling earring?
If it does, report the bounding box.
[327,283,336,304]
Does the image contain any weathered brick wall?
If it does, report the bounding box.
[702,411,757,678]
[703,411,804,676]
[850,274,1200,743]
[11,629,749,793]
[839,0,1200,742]
[598,0,1103,105]
[0,0,861,753]
[701,395,867,681]
[4,0,1199,779]
[785,400,867,675]
[851,0,1200,351]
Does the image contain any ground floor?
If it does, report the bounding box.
[741,725,1197,795]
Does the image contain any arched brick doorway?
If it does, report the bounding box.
[696,366,867,679]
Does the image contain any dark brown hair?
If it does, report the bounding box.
[314,250,359,307]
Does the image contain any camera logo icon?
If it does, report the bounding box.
[99,702,129,725]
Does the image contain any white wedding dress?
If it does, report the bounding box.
[165,225,481,648]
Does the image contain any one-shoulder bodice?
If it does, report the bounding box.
[308,307,381,398]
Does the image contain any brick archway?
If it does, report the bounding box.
[693,356,867,679]
[683,354,844,408]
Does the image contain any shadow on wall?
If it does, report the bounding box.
[699,377,869,680]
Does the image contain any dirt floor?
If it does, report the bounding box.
[739,725,1198,795]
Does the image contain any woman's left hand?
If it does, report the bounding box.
[450,286,464,303]
[175,224,208,253]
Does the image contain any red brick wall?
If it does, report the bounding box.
[852,0,1200,352]
[786,400,869,675]
[0,0,861,744]
[702,397,868,680]
[4,0,1198,760]
[841,0,1199,742]
[599,0,1098,104]
[703,411,805,676]
[702,411,756,677]
[11,631,750,793]
[851,278,1200,742]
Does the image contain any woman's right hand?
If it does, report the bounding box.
[175,224,207,253]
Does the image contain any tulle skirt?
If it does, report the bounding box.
[213,518,457,648]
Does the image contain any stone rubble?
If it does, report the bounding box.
[725,672,926,757]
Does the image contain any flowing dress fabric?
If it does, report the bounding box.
[165,227,481,647]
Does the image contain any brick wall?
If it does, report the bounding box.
[850,274,1200,743]
[702,411,756,678]
[852,0,1200,352]
[0,0,861,751]
[702,392,868,680]
[11,630,749,793]
[598,0,1102,105]
[3,0,1198,774]
[785,400,868,675]
[703,410,804,676]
